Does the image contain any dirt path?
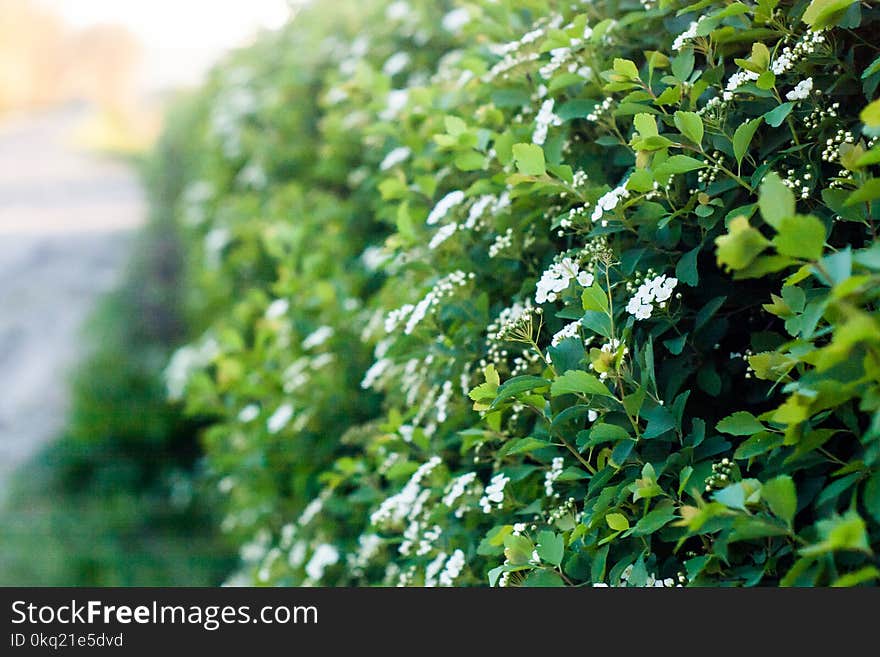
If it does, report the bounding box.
[0,106,143,498]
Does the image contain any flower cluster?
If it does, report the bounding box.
[625,274,678,321]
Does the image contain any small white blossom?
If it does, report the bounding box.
[380,146,411,171]
[305,544,339,581]
[426,191,466,225]
[479,473,510,513]
[267,403,294,434]
[786,77,813,101]
[429,222,458,249]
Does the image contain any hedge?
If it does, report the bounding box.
[158,0,880,586]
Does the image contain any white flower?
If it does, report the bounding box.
[265,298,289,320]
[238,404,260,423]
[302,326,334,350]
[591,182,630,222]
[442,472,478,508]
[786,77,813,101]
[305,544,339,581]
[165,336,219,400]
[267,403,294,434]
[426,190,465,225]
[479,473,510,513]
[442,8,470,33]
[380,146,411,171]
[439,549,465,586]
[577,271,594,287]
[424,551,447,587]
[672,21,699,51]
[535,257,582,304]
[383,52,411,76]
[725,69,760,98]
[544,457,564,496]
[551,321,581,347]
[429,222,458,249]
[298,497,324,526]
[533,99,562,146]
[371,457,442,527]
[381,89,409,120]
[625,274,678,321]
[385,1,410,21]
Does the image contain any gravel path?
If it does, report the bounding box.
[0,106,143,498]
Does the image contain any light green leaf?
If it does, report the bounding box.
[613,58,640,80]
[844,178,880,206]
[655,154,706,176]
[581,283,609,313]
[715,216,771,271]
[512,143,546,176]
[758,171,795,229]
[733,117,762,167]
[772,215,826,261]
[716,410,766,436]
[605,513,630,531]
[762,475,797,526]
[551,370,612,397]
[802,0,858,29]
[673,111,704,146]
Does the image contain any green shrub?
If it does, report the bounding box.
[165,0,880,586]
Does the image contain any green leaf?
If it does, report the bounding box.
[758,171,795,229]
[551,370,613,397]
[734,431,784,459]
[633,113,658,138]
[671,48,694,81]
[444,116,467,136]
[831,566,880,587]
[762,475,797,526]
[844,178,880,206]
[862,99,880,128]
[673,111,704,146]
[714,479,761,512]
[642,404,676,439]
[733,118,762,167]
[676,245,700,286]
[865,469,880,525]
[756,70,776,90]
[764,102,794,128]
[654,154,706,176]
[713,484,747,511]
[772,215,826,261]
[522,569,565,587]
[499,437,551,457]
[581,283,609,313]
[629,507,677,536]
[536,530,564,566]
[802,0,858,29]
[613,58,640,80]
[663,333,688,355]
[493,376,550,405]
[605,512,630,531]
[716,411,765,436]
[512,143,546,176]
[800,511,872,556]
[454,150,486,171]
[715,216,771,271]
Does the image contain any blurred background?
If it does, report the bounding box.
[0,0,293,585]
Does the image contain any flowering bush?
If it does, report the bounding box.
[160,0,880,586]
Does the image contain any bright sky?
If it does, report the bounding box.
[36,0,295,90]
